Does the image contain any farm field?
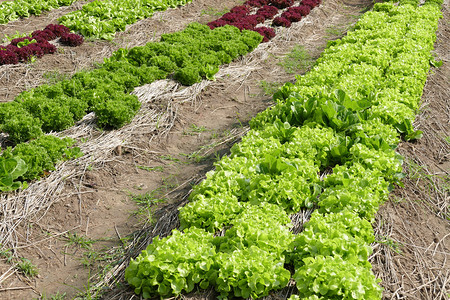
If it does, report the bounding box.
[0,0,448,299]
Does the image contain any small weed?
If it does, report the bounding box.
[407,160,439,184]
[1,31,29,44]
[235,112,244,128]
[133,185,143,190]
[325,24,347,38]
[38,292,67,300]
[407,160,440,190]
[180,151,206,163]
[183,124,207,136]
[81,250,106,268]
[222,129,232,137]
[214,152,222,162]
[65,232,94,250]
[161,174,178,190]
[130,188,166,222]
[200,7,229,16]
[17,258,38,277]
[259,80,282,96]
[278,45,313,74]
[0,248,14,263]
[137,165,164,172]
[211,131,219,139]
[130,190,165,207]
[445,136,450,144]
[69,269,104,300]
[190,124,207,133]
[375,236,403,254]
[43,70,69,84]
[161,154,182,163]
[390,195,403,204]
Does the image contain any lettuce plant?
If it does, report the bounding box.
[0,157,28,192]
[126,2,443,299]
[293,255,382,299]
[0,24,81,65]
[0,0,77,25]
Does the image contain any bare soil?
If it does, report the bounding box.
[0,0,448,299]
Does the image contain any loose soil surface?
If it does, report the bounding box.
[0,0,448,300]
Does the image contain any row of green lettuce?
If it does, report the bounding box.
[0,136,82,192]
[58,0,193,40]
[124,1,443,299]
[0,24,262,191]
[0,0,76,25]
[0,0,193,39]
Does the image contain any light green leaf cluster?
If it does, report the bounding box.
[318,163,391,221]
[127,204,292,299]
[294,255,382,299]
[215,246,290,299]
[1,135,82,181]
[181,125,327,229]
[252,3,441,140]
[290,211,382,298]
[126,1,443,299]
[0,156,28,191]
[125,228,217,298]
[291,210,375,268]
[58,0,193,40]
[260,2,441,298]
[0,0,76,25]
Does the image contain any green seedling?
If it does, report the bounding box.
[130,189,166,222]
[160,154,182,163]
[375,236,403,254]
[259,80,282,96]
[200,7,229,16]
[180,151,206,163]
[38,292,67,300]
[130,190,165,207]
[183,124,207,136]
[161,174,178,190]
[17,257,38,277]
[278,45,313,74]
[325,26,346,37]
[43,71,69,84]
[65,232,95,250]
[137,165,164,172]
[0,248,13,263]
[211,131,219,139]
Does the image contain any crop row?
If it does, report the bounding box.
[58,0,194,40]
[0,135,82,191]
[124,1,443,299]
[0,0,322,189]
[0,24,83,66]
[0,24,262,190]
[0,23,261,143]
[0,0,76,25]
[208,0,321,41]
